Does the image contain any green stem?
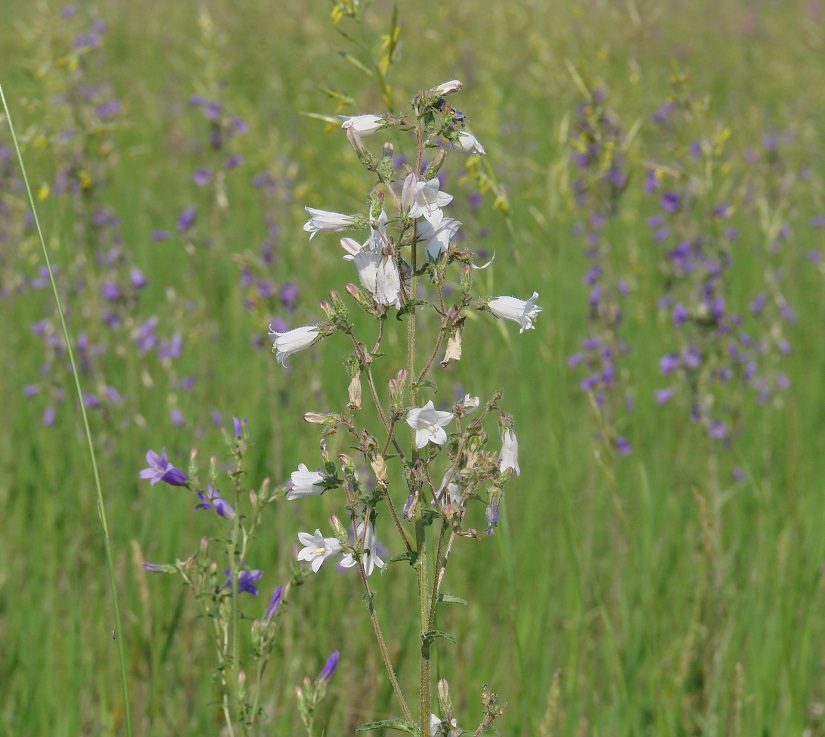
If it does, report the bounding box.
[0,83,134,736]
[416,515,431,735]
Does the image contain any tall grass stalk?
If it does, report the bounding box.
[0,81,133,737]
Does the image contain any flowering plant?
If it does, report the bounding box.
[272,77,539,735]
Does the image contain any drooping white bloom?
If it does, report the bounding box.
[269,324,319,367]
[406,400,454,449]
[339,520,385,577]
[338,114,384,136]
[297,529,342,573]
[303,207,359,240]
[287,463,326,500]
[403,174,453,228]
[340,219,402,308]
[488,291,542,333]
[499,428,520,475]
[416,217,462,260]
[430,713,458,736]
[451,130,486,156]
[433,79,463,96]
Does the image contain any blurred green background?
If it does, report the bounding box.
[2,0,825,735]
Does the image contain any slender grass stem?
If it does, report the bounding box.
[0,82,134,737]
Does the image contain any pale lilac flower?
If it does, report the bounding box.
[406,400,453,448]
[339,520,385,576]
[139,448,188,486]
[451,130,486,155]
[403,174,453,228]
[499,429,520,475]
[297,529,342,573]
[488,292,542,333]
[269,324,319,367]
[303,207,359,240]
[338,114,384,136]
[287,463,326,500]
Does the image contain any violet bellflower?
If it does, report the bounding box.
[223,568,263,595]
[263,584,283,622]
[317,650,339,682]
[139,448,188,487]
[488,292,543,333]
[194,483,235,518]
[405,400,454,449]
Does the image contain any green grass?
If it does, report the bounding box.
[2,0,825,735]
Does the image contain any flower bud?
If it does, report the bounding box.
[346,126,376,168]
[348,374,362,410]
[370,453,388,486]
[437,678,453,715]
[434,79,463,96]
[422,148,448,181]
[329,514,347,539]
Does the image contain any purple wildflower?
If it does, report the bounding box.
[264,584,283,622]
[195,483,235,518]
[317,650,339,682]
[223,568,263,596]
[193,168,211,187]
[177,206,196,233]
[139,448,188,486]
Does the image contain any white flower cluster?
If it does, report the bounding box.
[273,79,532,580]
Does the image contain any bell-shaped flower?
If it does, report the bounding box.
[340,222,401,309]
[416,217,462,260]
[406,400,454,448]
[451,130,486,156]
[403,174,453,228]
[303,207,359,240]
[339,520,385,577]
[269,324,319,367]
[459,394,480,413]
[338,114,384,136]
[287,463,326,500]
[297,529,342,573]
[433,79,463,96]
[499,428,520,475]
[430,713,459,736]
[139,448,188,487]
[488,292,542,333]
[194,483,235,518]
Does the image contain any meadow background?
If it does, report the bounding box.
[2,0,825,735]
